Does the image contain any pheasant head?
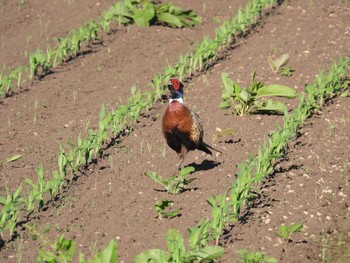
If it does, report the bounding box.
[168,78,184,104]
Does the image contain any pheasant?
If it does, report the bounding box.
[162,78,222,170]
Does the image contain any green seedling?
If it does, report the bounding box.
[0,154,22,167]
[279,66,295,77]
[268,53,294,76]
[237,249,277,263]
[0,185,23,240]
[276,222,303,242]
[146,166,195,194]
[207,191,236,245]
[79,239,118,263]
[135,228,223,262]
[155,200,180,219]
[38,234,75,263]
[212,127,235,143]
[24,164,49,214]
[29,49,52,79]
[219,71,297,116]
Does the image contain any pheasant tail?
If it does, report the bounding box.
[197,141,223,155]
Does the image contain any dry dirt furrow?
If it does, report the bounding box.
[221,97,350,263]
[0,0,116,67]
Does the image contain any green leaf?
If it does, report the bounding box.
[288,222,304,234]
[135,249,169,263]
[219,101,231,109]
[166,229,186,258]
[133,3,155,27]
[194,245,224,260]
[156,12,183,28]
[212,128,235,142]
[88,239,118,263]
[256,84,297,99]
[254,99,286,113]
[340,89,349,97]
[6,154,22,163]
[268,54,289,74]
[239,89,249,102]
[146,171,167,188]
[179,166,195,177]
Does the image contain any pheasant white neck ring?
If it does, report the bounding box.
[169,97,184,104]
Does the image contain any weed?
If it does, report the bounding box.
[212,127,235,143]
[219,71,297,116]
[268,53,295,76]
[237,249,277,263]
[135,228,223,262]
[276,222,303,242]
[155,200,180,219]
[146,166,195,194]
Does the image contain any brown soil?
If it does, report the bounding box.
[0,0,349,262]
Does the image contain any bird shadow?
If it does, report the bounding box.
[187,159,221,173]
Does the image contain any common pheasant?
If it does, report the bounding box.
[162,78,222,170]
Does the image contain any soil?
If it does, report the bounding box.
[0,0,349,262]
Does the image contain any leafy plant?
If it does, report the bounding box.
[155,200,180,219]
[219,71,297,116]
[276,223,303,242]
[212,128,235,143]
[207,191,236,245]
[146,166,195,194]
[135,228,223,262]
[237,249,277,263]
[80,239,118,263]
[155,3,201,28]
[38,234,75,263]
[109,0,201,28]
[268,53,294,76]
[279,66,294,77]
[29,49,52,79]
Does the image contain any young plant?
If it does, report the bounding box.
[268,53,294,76]
[0,154,22,167]
[219,71,297,116]
[155,200,180,219]
[207,191,236,245]
[105,0,201,28]
[146,166,195,194]
[212,127,235,143]
[79,239,118,263]
[237,249,277,263]
[38,234,75,263]
[29,49,52,79]
[135,228,223,262]
[276,222,304,242]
